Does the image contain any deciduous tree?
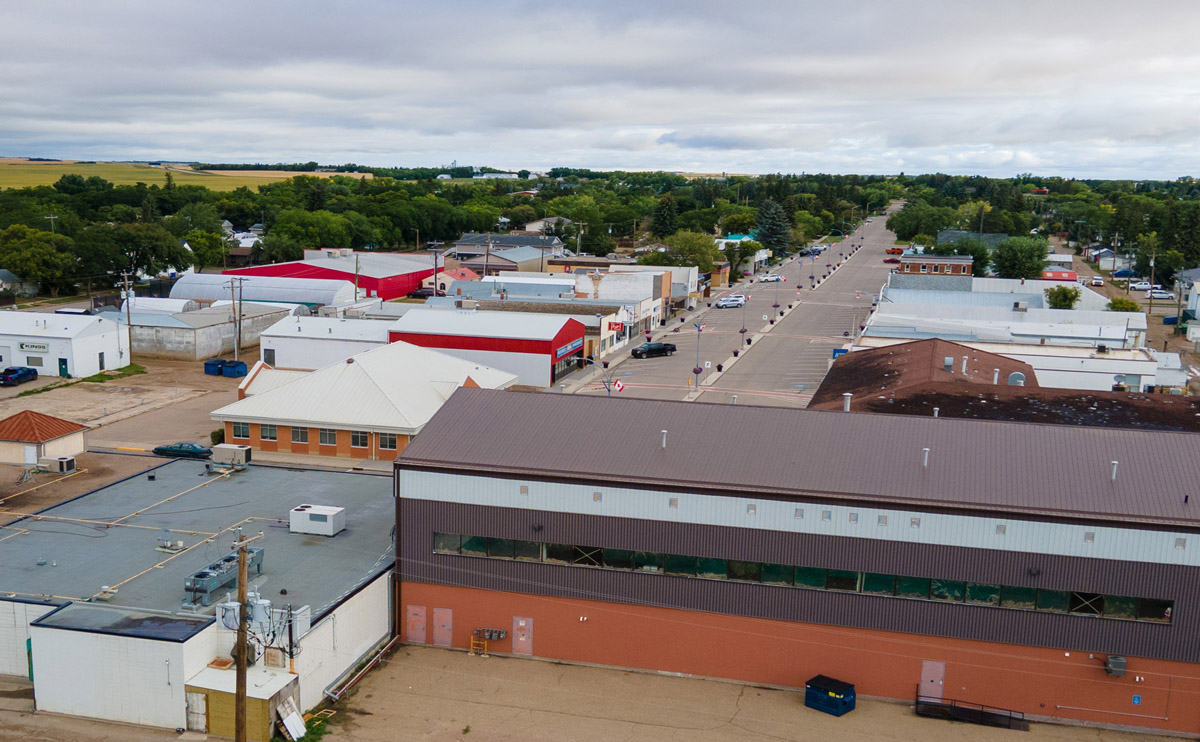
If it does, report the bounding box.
[992,237,1048,279]
[1044,285,1081,309]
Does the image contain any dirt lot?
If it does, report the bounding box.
[0,452,158,526]
[328,646,1176,742]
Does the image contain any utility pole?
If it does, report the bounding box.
[484,235,492,277]
[354,253,361,300]
[233,529,265,742]
[119,272,134,359]
[44,214,58,233]
[576,223,587,255]
[227,277,247,361]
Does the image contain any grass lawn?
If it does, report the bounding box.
[0,160,293,191]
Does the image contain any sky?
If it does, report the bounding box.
[3,1,1200,179]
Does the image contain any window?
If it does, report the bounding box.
[877,515,887,526]
[762,564,794,585]
[821,510,832,522]
[514,541,541,561]
[995,524,1007,536]
[379,433,397,450]
[488,538,515,559]
[593,492,603,503]
[920,264,928,273]
[966,583,1001,605]
[848,512,859,524]
[433,533,462,553]
[1069,592,1104,615]
[351,431,368,448]
[98,352,105,371]
[1176,538,1187,550]
[932,265,942,273]
[930,580,965,602]
[746,504,756,515]
[826,570,858,591]
[26,356,42,367]
[1000,585,1037,609]
[727,560,762,582]
[896,576,931,599]
[291,427,308,444]
[1104,595,1137,619]
[231,422,250,439]
[669,498,678,508]
[910,517,921,528]
[319,429,337,446]
[795,566,826,588]
[794,508,805,519]
[260,424,277,441]
[263,348,276,366]
[862,573,895,595]
[1083,531,1095,543]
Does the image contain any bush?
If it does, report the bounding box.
[211,429,225,445]
[1106,297,1141,312]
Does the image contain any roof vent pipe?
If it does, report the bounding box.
[933,407,939,418]
[962,356,968,374]
[993,368,999,385]
[842,393,852,412]
[661,430,668,449]
[1111,460,1119,481]
[922,447,930,468]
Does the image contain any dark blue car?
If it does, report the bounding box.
[0,367,38,386]
[152,442,213,459]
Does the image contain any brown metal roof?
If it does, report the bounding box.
[397,388,1200,528]
[0,410,87,443]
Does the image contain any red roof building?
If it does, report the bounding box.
[225,249,435,300]
[0,410,88,466]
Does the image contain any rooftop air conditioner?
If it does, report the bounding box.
[212,444,252,466]
[289,504,346,537]
[38,456,76,474]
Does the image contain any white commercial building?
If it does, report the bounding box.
[170,273,358,308]
[0,312,129,378]
[259,316,393,370]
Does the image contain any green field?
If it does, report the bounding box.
[0,160,296,191]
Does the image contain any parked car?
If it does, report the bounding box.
[715,294,747,308]
[1130,281,1161,292]
[630,342,675,359]
[1148,289,1175,300]
[406,288,444,299]
[152,442,213,459]
[758,274,783,282]
[883,257,900,264]
[885,248,904,255]
[1090,276,1104,286]
[1112,269,1137,278]
[0,367,37,386]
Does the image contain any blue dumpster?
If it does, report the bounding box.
[805,675,855,716]
[203,358,225,376]
[221,361,248,377]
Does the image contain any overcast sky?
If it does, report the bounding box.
[3,1,1199,178]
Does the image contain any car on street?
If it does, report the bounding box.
[630,342,675,359]
[1130,281,1161,291]
[1148,289,1175,300]
[0,367,38,386]
[715,294,747,308]
[1113,269,1137,278]
[152,442,213,459]
[885,247,904,255]
[1091,276,1104,286]
[758,274,783,282]
[883,257,900,264]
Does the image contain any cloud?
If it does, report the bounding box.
[1,1,1198,177]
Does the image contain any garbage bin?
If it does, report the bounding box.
[804,675,855,717]
[221,361,248,377]
[203,358,226,376]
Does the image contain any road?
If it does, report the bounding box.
[575,205,901,407]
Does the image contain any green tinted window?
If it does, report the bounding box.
[488,538,515,559]
[461,536,489,557]
[896,576,931,599]
[930,580,964,602]
[795,567,826,588]
[762,564,794,586]
[544,543,574,563]
[1036,590,1070,612]
[663,553,697,576]
[433,533,461,553]
[861,573,895,595]
[727,560,762,582]
[697,558,727,579]
[604,548,635,570]
[514,540,541,561]
[633,552,664,572]
[826,569,858,591]
[1104,595,1137,619]
[966,583,1000,605]
[1000,586,1037,609]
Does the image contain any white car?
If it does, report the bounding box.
[715,294,747,308]
[1148,289,1175,300]
[1129,281,1160,291]
[758,274,783,283]
[1090,276,1104,286]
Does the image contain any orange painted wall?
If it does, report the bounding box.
[400,582,1200,736]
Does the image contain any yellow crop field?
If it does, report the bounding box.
[0,159,309,191]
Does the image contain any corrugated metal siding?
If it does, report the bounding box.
[398,499,1199,663]
[396,388,1200,528]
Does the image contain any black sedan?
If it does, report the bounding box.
[152,442,213,459]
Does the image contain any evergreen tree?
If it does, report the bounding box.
[651,194,678,238]
[755,198,791,252]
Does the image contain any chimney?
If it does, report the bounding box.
[993,368,999,385]
[661,430,668,449]
[933,407,939,418]
[1111,460,1119,481]
[922,447,930,468]
[842,393,852,411]
[962,355,968,374]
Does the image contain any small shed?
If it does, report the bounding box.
[0,410,87,466]
[184,666,300,742]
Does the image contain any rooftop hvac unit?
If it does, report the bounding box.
[1105,655,1127,677]
[1013,301,1028,312]
[456,299,478,310]
[212,443,252,466]
[289,504,346,537]
[38,456,76,474]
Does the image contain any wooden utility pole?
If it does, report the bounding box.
[227,277,247,361]
[233,530,264,742]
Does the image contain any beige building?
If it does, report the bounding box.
[0,410,87,466]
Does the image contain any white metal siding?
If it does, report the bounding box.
[0,601,55,676]
[261,336,386,371]
[399,470,1198,568]
[419,347,550,387]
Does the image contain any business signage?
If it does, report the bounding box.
[19,342,48,353]
[607,322,624,332]
[556,337,583,358]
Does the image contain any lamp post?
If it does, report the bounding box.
[693,322,704,383]
[581,357,618,396]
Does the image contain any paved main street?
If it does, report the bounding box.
[572,206,901,407]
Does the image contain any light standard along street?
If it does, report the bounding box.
[581,357,620,397]
[693,322,705,384]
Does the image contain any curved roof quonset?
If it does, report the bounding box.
[170,273,356,306]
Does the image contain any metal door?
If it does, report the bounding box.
[920,660,945,700]
[432,607,453,647]
[57,358,69,378]
[185,692,207,733]
[405,605,426,643]
[512,616,533,656]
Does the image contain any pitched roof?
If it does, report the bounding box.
[0,410,88,443]
[809,339,1038,409]
[397,388,1200,528]
[455,233,563,249]
[0,269,25,283]
[389,308,583,341]
[211,341,518,434]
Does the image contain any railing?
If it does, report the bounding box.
[915,688,1027,730]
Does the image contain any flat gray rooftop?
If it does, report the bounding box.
[0,459,393,619]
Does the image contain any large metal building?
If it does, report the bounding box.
[394,388,1200,735]
[169,273,357,308]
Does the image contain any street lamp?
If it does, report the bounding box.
[581,357,619,397]
[693,322,705,381]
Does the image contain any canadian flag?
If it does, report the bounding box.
[613,379,625,392]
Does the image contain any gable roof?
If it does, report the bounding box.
[0,410,88,443]
[390,308,583,341]
[455,233,564,249]
[434,267,479,282]
[211,341,518,434]
[0,269,25,283]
